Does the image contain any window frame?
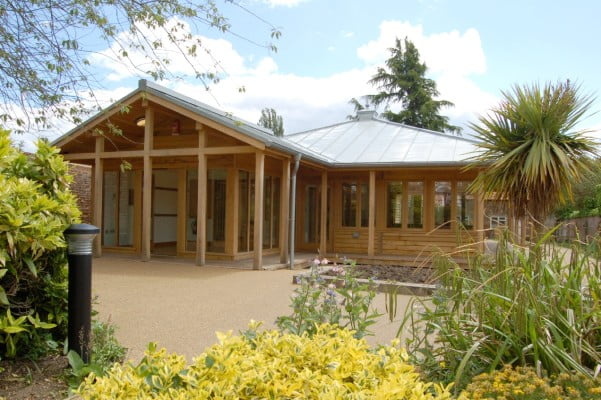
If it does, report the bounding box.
[341,181,369,228]
[386,180,424,230]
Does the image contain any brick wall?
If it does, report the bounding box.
[69,163,92,223]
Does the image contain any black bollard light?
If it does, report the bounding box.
[64,223,99,364]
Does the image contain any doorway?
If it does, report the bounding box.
[152,169,178,256]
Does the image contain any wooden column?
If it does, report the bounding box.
[253,151,265,269]
[319,170,328,257]
[476,192,486,251]
[176,169,187,256]
[141,106,154,261]
[196,126,207,266]
[92,136,104,257]
[133,170,142,252]
[279,159,291,264]
[225,166,238,256]
[367,170,376,256]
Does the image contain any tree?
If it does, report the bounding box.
[467,81,598,228]
[554,158,601,220]
[258,108,284,137]
[366,37,461,134]
[0,1,280,131]
[346,96,373,120]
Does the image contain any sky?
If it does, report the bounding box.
[20,0,601,146]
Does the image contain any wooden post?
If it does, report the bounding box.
[225,166,238,256]
[196,126,207,266]
[474,192,485,252]
[253,151,265,269]
[141,106,154,261]
[133,170,142,252]
[367,170,376,256]
[92,136,104,257]
[176,169,187,256]
[319,170,328,257]
[280,159,291,264]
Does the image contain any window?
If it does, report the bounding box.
[387,181,423,229]
[304,185,320,243]
[360,183,369,227]
[407,182,423,228]
[342,183,357,227]
[263,176,280,249]
[387,182,402,228]
[207,169,226,253]
[342,182,369,228]
[434,181,452,229]
[103,170,135,247]
[456,181,474,229]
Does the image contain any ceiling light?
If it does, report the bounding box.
[135,116,145,127]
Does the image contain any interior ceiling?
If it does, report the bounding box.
[102,100,197,139]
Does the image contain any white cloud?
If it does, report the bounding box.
[42,18,498,143]
[357,21,486,76]
[89,17,247,83]
[356,20,494,132]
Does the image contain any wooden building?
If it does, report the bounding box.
[54,80,485,269]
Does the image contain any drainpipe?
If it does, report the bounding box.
[289,153,302,269]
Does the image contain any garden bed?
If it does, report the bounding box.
[293,264,438,296]
[0,355,68,399]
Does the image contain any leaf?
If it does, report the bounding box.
[67,350,85,372]
[204,355,215,368]
[0,286,8,305]
[27,314,56,329]
[454,337,485,390]
[3,326,27,334]
[23,257,37,278]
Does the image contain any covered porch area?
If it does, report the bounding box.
[56,81,294,269]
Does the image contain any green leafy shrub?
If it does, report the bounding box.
[400,230,601,391]
[0,129,80,359]
[77,323,452,399]
[459,365,601,399]
[67,320,127,389]
[276,258,381,338]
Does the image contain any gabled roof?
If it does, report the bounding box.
[284,110,479,167]
[53,81,479,168]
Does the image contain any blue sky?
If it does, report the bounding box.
[35,0,601,143]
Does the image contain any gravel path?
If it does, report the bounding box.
[92,256,415,362]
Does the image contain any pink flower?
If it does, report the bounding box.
[313,258,321,266]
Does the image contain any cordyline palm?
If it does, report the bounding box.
[467,81,598,228]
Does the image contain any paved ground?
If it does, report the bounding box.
[92,256,415,363]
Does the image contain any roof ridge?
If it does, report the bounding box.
[371,115,478,144]
[285,118,357,136]
[143,80,274,135]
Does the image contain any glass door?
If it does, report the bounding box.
[102,170,135,248]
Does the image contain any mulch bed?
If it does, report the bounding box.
[0,354,69,400]
[320,264,439,284]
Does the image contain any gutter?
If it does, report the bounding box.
[289,153,302,270]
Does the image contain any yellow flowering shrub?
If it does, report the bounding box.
[77,323,452,399]
[459,365,601,400]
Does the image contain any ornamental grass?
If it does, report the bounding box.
[400,229,601,392]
